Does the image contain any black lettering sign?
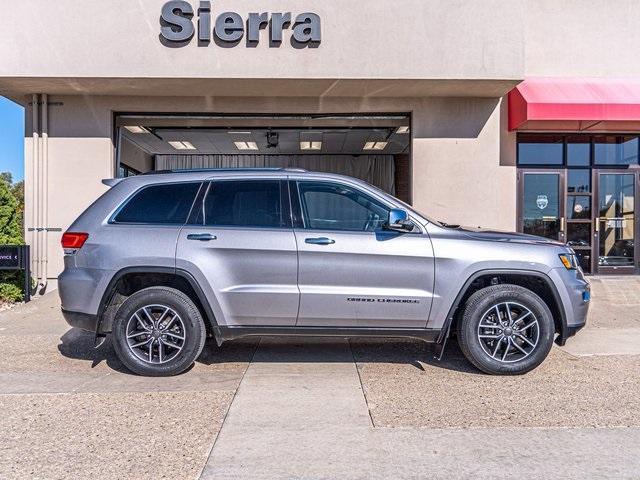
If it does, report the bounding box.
[0,246,21,270]
[160,1,321,47]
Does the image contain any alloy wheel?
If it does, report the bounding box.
[476,301,540,363]
[125,304,186,364]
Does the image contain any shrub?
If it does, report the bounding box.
[0,282,23,303]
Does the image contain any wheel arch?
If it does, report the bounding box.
[438,269,568,347]
[96,266,220,339]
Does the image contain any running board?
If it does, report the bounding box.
[213,325,441,346]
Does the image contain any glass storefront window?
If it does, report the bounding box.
[522,173,560,239]
[598,173,635,267]
[566,222,591,247]
[566,136,590,166]
[567,195,591,220]
[517,134,564,166]
[567,169,591,193]
[594,135,639,166]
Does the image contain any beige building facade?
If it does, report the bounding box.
[2,0,640,287]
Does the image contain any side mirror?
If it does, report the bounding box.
[386,209,413,232]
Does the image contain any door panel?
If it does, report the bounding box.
[596,172,637,274]
[295,230,434,328]
[177,227,299,326]
[293,180,434,328]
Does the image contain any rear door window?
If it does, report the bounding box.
[114,182,201,224]
[197,180,287,228]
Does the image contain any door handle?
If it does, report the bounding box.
[305,237,335,245]
[187,233,217,241]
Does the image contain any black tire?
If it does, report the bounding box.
[112,287,206,376]
[457,284,554,375]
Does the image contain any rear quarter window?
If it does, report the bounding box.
[113,182,201,224]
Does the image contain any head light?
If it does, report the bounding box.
[559,253,579,270]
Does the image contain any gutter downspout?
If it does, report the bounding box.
[31,94,40,291]
[42,94,49,292]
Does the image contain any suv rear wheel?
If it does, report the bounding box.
[112,287,206,376]
[457,284,555,375]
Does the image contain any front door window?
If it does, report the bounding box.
[597,174,636,270]
[522,173,562,241]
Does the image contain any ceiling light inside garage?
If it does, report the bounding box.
[300,141,322,150]
[363,141,388,150]
[168,141,196,150]
[124,126,149,134]
[234,141,259,151]
[396,126,410,134]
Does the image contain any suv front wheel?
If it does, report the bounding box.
[112,287,206,376]
[457,284,555,375]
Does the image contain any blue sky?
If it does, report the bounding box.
[0,96,25,182]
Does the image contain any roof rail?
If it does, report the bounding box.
[142,167,307,175]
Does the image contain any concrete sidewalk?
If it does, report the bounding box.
[201,338,640,479]
[2,286,640,479]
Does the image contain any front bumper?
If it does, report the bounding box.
[61,309,99,333]
[549,267,590,346]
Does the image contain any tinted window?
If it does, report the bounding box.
[114,182,200,224]
[200,180,285,228]
[567,169,591,193]
[298,181,390,232]
[594,135,639,165]
[517,134,564,166]
[522,173,560,239]
[566,136,591,166]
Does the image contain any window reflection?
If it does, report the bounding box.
[594,136,639,166]
[567,169,591,193]
[517,134,564,166]
[567,136,590,166]
[522,174,560,239]
[567,195,591,220]
[598,174,635,267]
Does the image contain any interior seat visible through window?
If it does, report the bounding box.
[198,180,285,228]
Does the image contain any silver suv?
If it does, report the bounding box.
[59,169,589,376]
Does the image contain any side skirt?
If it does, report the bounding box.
[213,326,441,346]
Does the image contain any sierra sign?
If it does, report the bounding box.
[160,1,321,46]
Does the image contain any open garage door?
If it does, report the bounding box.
[116,114,412,203]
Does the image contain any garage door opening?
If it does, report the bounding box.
[115,114,412,203]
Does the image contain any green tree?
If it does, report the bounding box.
[11,180,24,233]
[0,172,24,302]
[0,173,22,244]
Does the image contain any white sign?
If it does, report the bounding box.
[536,195,549,210]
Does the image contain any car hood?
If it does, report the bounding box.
[442,224,566,247]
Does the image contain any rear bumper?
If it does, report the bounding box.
[61,309,99,333]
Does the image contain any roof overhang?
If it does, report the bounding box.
[508,78,640,132]
[0,77,519,101]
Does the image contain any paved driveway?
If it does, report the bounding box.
[1,291,640,479]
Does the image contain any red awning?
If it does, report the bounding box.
[508,78,640,131]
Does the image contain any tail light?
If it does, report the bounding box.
[61,232,89,249]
